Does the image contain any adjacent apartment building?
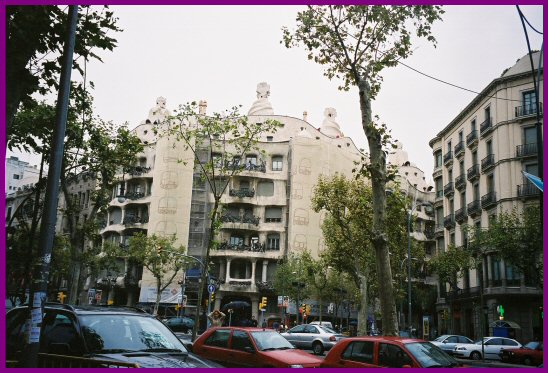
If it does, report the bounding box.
[429,52,543,342]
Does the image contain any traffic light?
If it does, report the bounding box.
[262,297,267,309]
[175,304,181,311]
[211,292,215,303]
[57,292,66,303]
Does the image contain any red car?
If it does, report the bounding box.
[500,341,543,366]
[321,336,464,368]
[191,327,323,368]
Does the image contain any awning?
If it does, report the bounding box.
[489,320,521,329]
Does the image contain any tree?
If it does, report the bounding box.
[311,174,419,334]
[472,206,543,286]
[163,102,282,339]
[127,233,187,316]
[283,5,444,335]
[273,253,311,321]
[6,5,121,137]
[428,245,473,292]
[8,96,144,304]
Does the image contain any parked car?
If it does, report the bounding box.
[453,337,522,360]
[431,335,474,353]
[5,303,222,368]
[163,316,195,333]
[321,336,463,368]
[191,326,322,367]
[309,321,334,330]
[500,341,543,366]
[280,323,346,355]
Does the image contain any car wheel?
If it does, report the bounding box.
[523,357,532,366]
[470,351,481,360]
[312,342,324,355]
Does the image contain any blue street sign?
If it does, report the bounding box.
[207,284,215,294]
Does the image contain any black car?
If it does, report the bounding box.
[163,316,195,333]
[6,303,222,368]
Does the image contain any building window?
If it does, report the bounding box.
[471,119,476,132]
[447,140,452,153]
[267,234,280,250]
[245,154,257,166]
[505,264,521,287]
[491,257,502,286]
[212,153,222,168]
[229,236,243,247]
[257,180,274,196]
[265,206,282,222]
[267,136,273,142]
[13,174,20,180]
[523,90,536,114]
[486,139,493,155]
[272,156,283,171]
[524,126,536,145]
[435,151,442,168]
[458,131,463,142]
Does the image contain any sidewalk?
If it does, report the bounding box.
[455,358,536,368]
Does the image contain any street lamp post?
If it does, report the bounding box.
[407,201,430,335]
[399,257,417,329]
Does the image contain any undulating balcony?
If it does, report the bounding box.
[517,182,541,199]
[443,214,455,229]
[479,117,492,138]
[466,130,478,148]
[515,103,542,118]
[229,188,255,198]
[123,215,149,226]
[467,199,481,217]
[443,151,453,167]
[481,154,495,173]
[220,213,260,227]
[434,224,445,237]
[455,207,468,224]
[516,143,538,158]
[454,141,465,159]
[481,191,497,210]
[467,164,480,182]
[455,174,466,191]
[125,165,152,177]
[443,182,454,198]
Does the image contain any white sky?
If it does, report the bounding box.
[10,5,544,182]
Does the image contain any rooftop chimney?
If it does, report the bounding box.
[303,111,308,122]
[199,100,208,115]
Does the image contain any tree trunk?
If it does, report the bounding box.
[358,78,398,336]
[319,291,323,322]
[357,272,368,336]
[192,198,220,341]
[153,277,162,316]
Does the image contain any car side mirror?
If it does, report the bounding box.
[442,340,447,343]
[244,346,255,354]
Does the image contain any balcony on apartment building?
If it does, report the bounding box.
[443,181,454,198]
[454,141,465,159]
[467,199,481,217]
[122,214,149,226]
[466,130,478,148]
[229,188,255,198]
[220,213,260,229]
[467,164,480,182]
[515,103,542,118]
[434,224,445,237]
[517,182,541,199]
[125,165,152,178]
[455,207,468,224]
[479,117,492,138]
[455,174,466,191]
[481,154,495,173]
[443,150,453,167]
[481,191,497,210]
[217,240,280,253]
[434,190,444,206]
[516,143,538,158]
[443,214,455,229]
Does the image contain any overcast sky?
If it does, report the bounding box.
[10,5,543,181]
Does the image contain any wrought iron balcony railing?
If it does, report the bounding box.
[454,141,465,158]
[455,174,466,191]
[517,182,540,199]
[443,214,455,229]
[443,151,453,166]
[443,182,454,197]
[481,154,495,173]
[467,164,480,181]
[466,130,478,148]
[229,188,255,198]
[516,143,538,158]
[515,103,542,118]
[467,200,481,217]
[479,117,492,137]
[481,191,497,209]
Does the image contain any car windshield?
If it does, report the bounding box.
[524,342,539,350]
[433,335,449,342]
[251,331,295,351]
[473,338,488,345]
[406,342,460,368]
[80,314,187,354]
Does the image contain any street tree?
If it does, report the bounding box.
[428,245,473,292]
[311,174,420,334]
[6,5,121,137]
[283,5,444,335]
[163,102,282,339]
[273,253,311,320]
[127,232,187,316]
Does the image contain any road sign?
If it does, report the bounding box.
[207,284,215,294]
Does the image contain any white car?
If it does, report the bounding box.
[431,335,473,353]
[309,321,334,330]
[453,337,522,360]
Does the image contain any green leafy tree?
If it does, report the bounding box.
[6,5,121,137]
[283,5,443,335]
[163,102,282,339]
[127,233,187,315]
[428,245,473,292]
[273,253,311,315]
[311,174,418,334]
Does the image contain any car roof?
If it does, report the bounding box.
[342,336,426,344]
[212,327,275,332]
[11,303,153,316]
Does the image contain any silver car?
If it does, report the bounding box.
[431,335,473,354]
[281,324,345,355]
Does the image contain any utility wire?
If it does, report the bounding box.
[517,7,543,35]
